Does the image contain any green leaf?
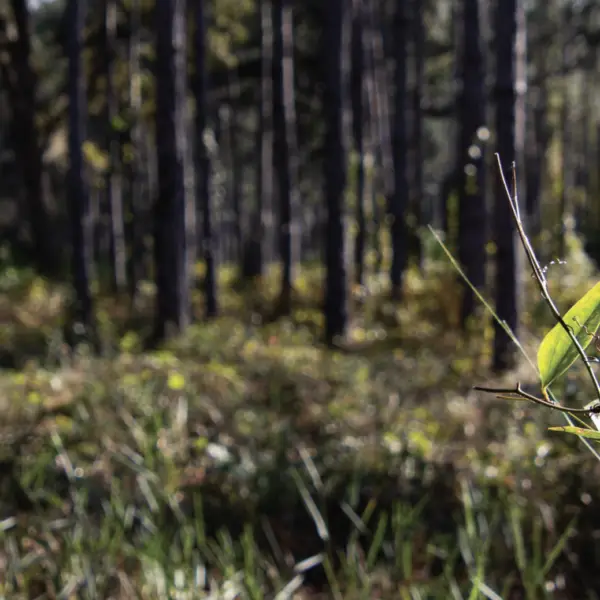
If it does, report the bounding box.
[111,115,128,132]
[167,372,186,391]
[548,426,600,440]
[537,282,600,388]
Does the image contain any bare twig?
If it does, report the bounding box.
[473,384,600,415]
[494,155,600,402]
[472,156,600,462]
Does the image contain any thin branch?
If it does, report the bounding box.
[473,384,600,415]
[495,155,600,402]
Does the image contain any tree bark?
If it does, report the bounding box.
[389,0,409,300]
[5,0,60,276]
[103,0,127,293]
[493,0,525,371]
[351,0,366,286]
[67,0,94,334]
[457,0,487,327]
[153,0,193,337]
[272,0,300,314]
[193,0,218,318]
[323,0,348,345]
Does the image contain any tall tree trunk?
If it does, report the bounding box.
[5,0,60,276]
[364,0,394,274]
[126,0,144,300]
[221,73,243,268]
[323,0,348,345]
[524,3,549,255]
[153,0,193,337]
[67,0,94,334]
[104,0,127,292]
[272,0,300,314]
[576,64,592,224]
[243,0,272,280]
[557,7,572,259]
[493,0,525,371]
[351,0,366,286]
[193,0,218,317]
[457,0,487,327]
[440,0,462,241]
[410,0,425,269]
[389,0,409,300]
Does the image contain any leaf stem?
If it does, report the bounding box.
[473,384,600,415]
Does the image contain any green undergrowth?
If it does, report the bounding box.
[0,260,600,598]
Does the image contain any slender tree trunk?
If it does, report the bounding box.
[493,0,525,371]
[351,0,366,286]
[364,0,393,273]
[193,0,218,317]
[243,0,273,280]
[67,0,94,333]
[104,0,127,292]
[525,63,547,251]
[576,65,592,222]
[5,0,60,276]
[441,0,462,242]
[596,122,600,232]
[222,73,243,268]
[153,0,193,337]
[272,0,300,314]
[126,0,144,300]
[411,0,425,269]
[389,0,409,300]
[557,9,572,259]
[524,1,550,259]
[457,0,487,327]
[323,0,348,345]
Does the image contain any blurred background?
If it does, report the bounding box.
[1,0,600,598]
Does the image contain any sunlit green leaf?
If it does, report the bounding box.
[537,282,600,388]
[167,372,186,391]
[548,426,600,440]
[110,115,128,132]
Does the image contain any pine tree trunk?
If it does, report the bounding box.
[323,0,348,345]
[67,0,95,336]
[193,0,218,317]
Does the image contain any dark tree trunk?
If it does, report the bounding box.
[125,0,148,301]
[222,75,243,268]
[153,0,193,337]
[67,0,94,334]
[440,0,462,241]
[104,0,127,293]
[524,1,548,256]
[410,0,425,269]
[351,0,366,286]
[193,0,218,318]
[558,19,571,259]
[525,86,546,249]
[389,0,409,300]
[272,0,300,314]
[323,0,348,345]
[364,0,393,273]
[493,0,525,371]
[5,0,60,276]
[457,0,487,327]
[243,0,272,280]
[576,64,592,216]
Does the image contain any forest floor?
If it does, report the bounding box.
[0,254,600,599]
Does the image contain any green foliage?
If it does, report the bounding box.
[537,282,600,388]
[1,261,599,596]
[548,426,600,440]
